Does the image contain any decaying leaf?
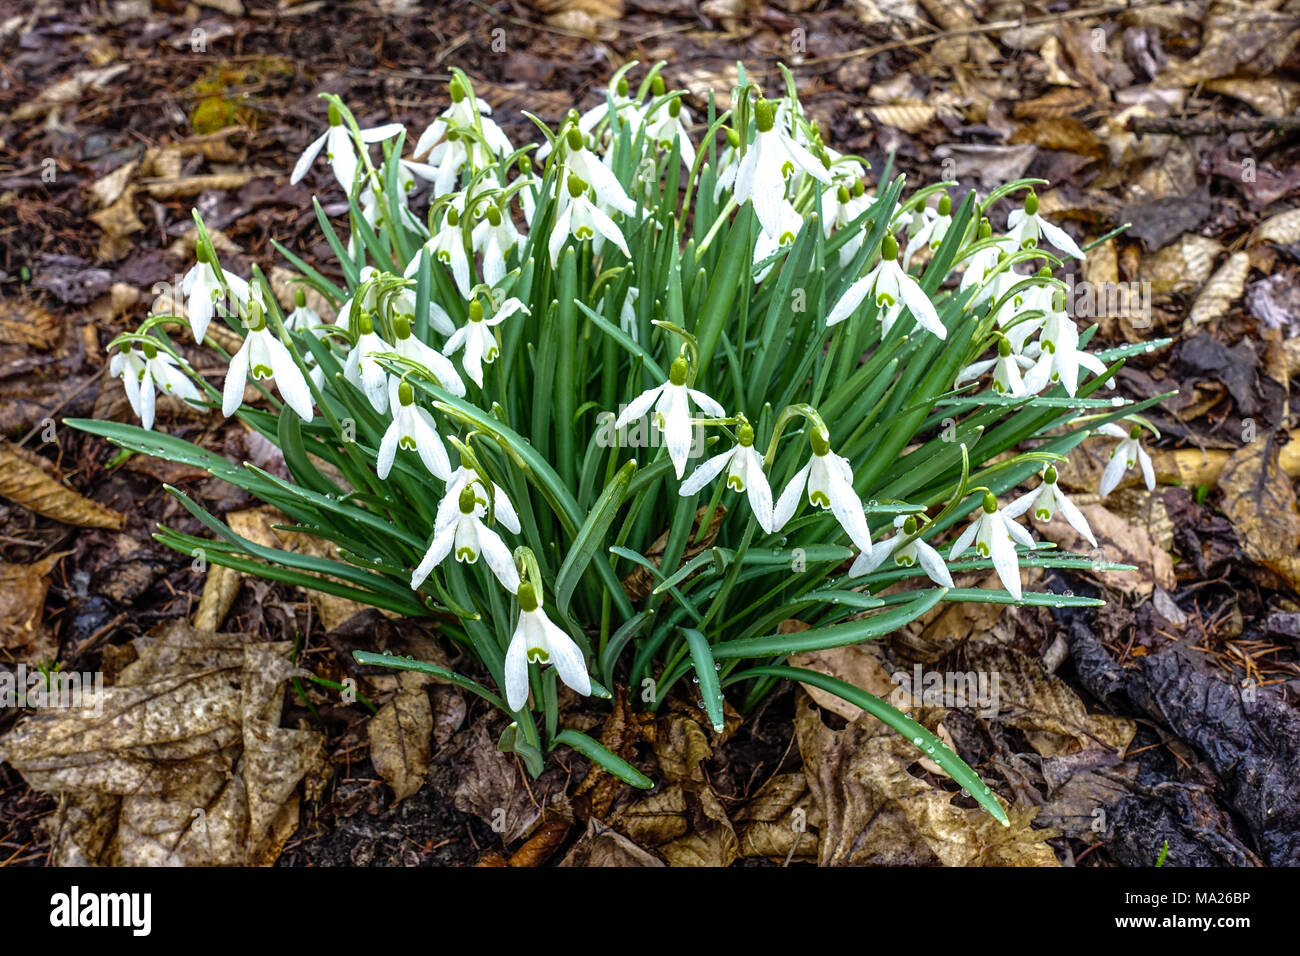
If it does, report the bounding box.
[0,301,63,349]
[0,552,69,650]
[1186,251,1250,329]
[1252,207,1300,246]
[0,441,124,529]
[1218,438,1300,591]
[795,692,1057,865]
[0,621,326,865]
[368,671,433,802]
[621,504,725,601]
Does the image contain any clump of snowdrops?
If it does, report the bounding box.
[73,64,1169,823]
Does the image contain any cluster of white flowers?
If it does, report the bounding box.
[108,69,1159,715]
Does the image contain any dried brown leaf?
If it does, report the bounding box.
[0,442,124,529]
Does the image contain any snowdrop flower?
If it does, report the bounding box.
[377,379,452,480]
[410,483,519,593]
[948,492,1036,599]
[826,234,946,339]
[721,98,831,239]
[283,288,322,334]
[903,193,953,269]
[387,285,456,338]
[1004,465,1096,547]
[642,96,694,170]
[503,580,591,711]
[1006,191,1085,260]
[179,246,234,343]
[959,220,1016,306]
[472,202,523,287]
[1022,309,1106,396]
[557,127,638,217]
[550,174,631,266]
[343,315,391,413]
[290,102,403,191]
[956,337,1035,397]
[617,286,639,341]
[442,298,528,388]
[822,182,872,267]
[679,422,775,532]
[335,266,380,329]
[614,356,725,479]
[1098,422,1155,496]
[391,316,465,397]
[111,341,203,431]
[850,515,954,587]
[752,201,803,281]
[413,78,512,165]
[437,467,522,536]
[415,202,473,298]
[772,428,871,550]
[222,303,314,421]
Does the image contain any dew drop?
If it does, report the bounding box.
[912,736,923,745]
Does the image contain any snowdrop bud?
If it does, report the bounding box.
[446,206,459,227]
[358,314,374,335]
[519,155,532,175]
[295,288,307,308]
[398,380,414,406]
[141,341,158,360]
[737,422,755,447]
[449,77,465,102]
[755,99,776,133]
[1044,465,1059,484]
[566,127,584,151]
[328,102,342,126]
[725,127,740,149]
[394,315,411,339]
[809,428,830,457]
[458,484,478,514]
[486,205,502,227]
[616,77,629,97]
[882,233,899,262]
[903,515,918,535]
[651,75,665,96]
[567,173,587,198]
[518,580,539,612]
[997,337,1012,358]
[978,218,991,240]
[938,193,951,216]
[668,356,689,386]
[982,491,998,514]
[1037,265,1052,278]
[852,181,865,197]
[837,184,850,204]
[469,300,484,323]
[1129,424,1142,440]
[1024,190,1039,216]
[195,242,212,265]
[668,97,681,118]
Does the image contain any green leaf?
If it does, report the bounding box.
[553,729,654,789]
[712,587,946,659]
[682,628,724,732]
[555,459,636,616]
